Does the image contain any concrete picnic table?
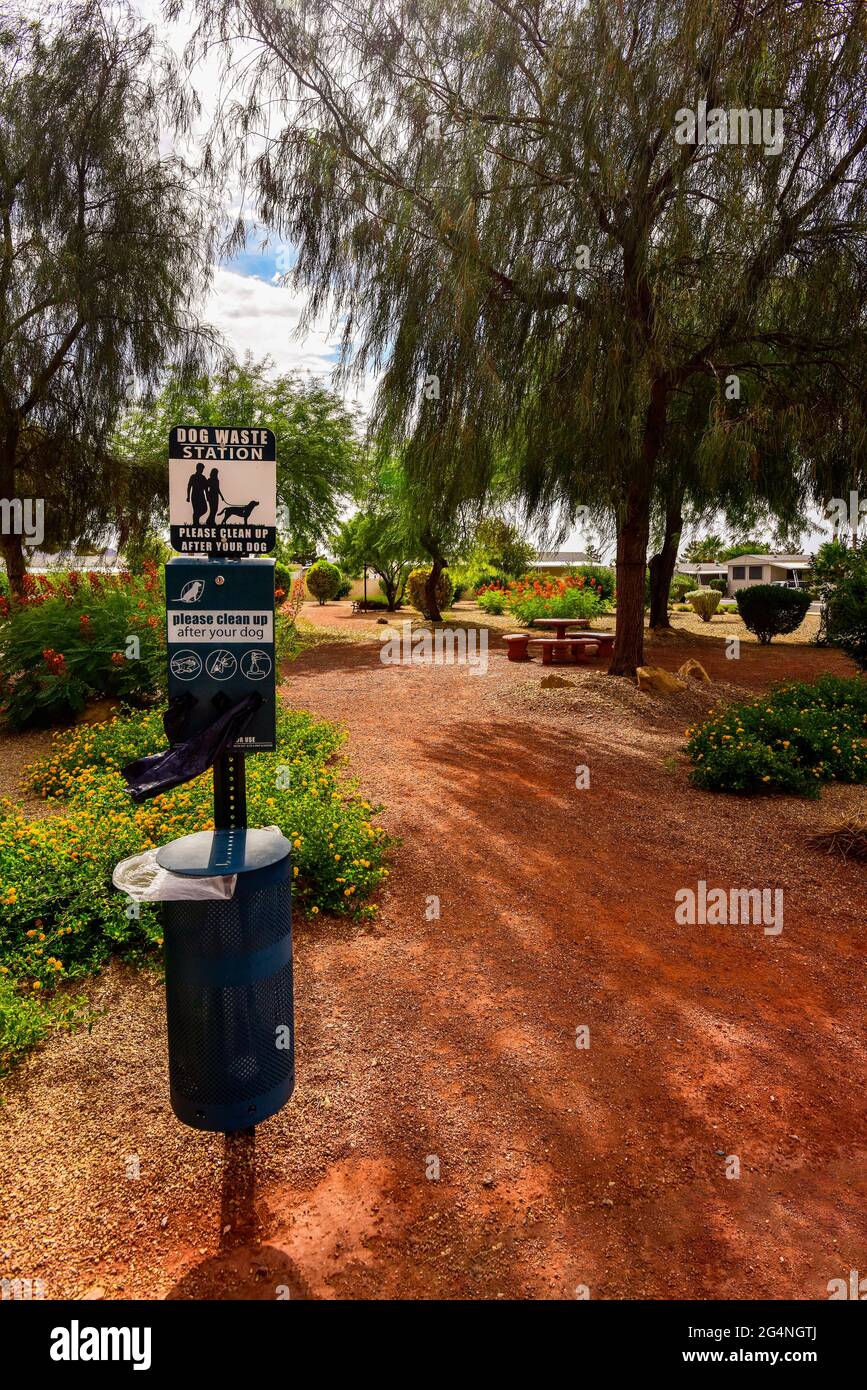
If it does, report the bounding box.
[527,637,598,665]
[568,629,615,652]
[531,617,591,639]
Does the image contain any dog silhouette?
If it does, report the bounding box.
[218,500,259,524]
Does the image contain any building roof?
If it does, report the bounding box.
[26,550,122,573]
[529,550,591,568]
[676,562,728,574]
[725,554,810,567]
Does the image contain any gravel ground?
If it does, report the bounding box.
[0,612,864,1301]
[0,727,56,817]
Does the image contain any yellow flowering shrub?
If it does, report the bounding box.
[0,705,389,1069]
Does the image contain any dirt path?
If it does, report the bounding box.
[1,622,864,1300]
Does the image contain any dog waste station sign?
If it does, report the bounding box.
[166,422,278,752]
[119,423,294,1137]
[169,424,277,555]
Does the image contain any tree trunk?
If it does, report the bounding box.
[424,557,444,622]
[0,532,25,595]
[0,426,26,596]
[609,484,650,677]
[648,495,684,629]
[379,569,398,610]
[609,378,669,676]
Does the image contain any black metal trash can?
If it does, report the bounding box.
[156,828,294,1132]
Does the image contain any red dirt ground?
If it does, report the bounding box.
[1,607,864,1300]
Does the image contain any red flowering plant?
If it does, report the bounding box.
[0,569,166,728]
[279,571,308,629]
[477,572,609,624]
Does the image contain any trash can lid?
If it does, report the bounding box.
[155,828,291,877]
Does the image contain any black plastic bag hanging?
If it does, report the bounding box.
[121,692,263,804]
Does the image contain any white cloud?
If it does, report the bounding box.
[206,265,377,415]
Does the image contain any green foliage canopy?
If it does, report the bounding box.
[180,0,867,672]
[0,0,215,586]
[115,357,362,554]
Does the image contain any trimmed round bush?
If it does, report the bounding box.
[406,567,454,618]
[687,588,722,622]
[306,560,342,605]
[736,584,811,644]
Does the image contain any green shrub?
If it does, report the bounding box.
[406,568,454,617]
[824,562,867,670]
[0,568,165,729]
[0,705,390,1069]
[306,559,342,604]
[474,573,607,623]
[477,587,507,615]
[334,574,352,599]
[274,559,294,598]
[470,567,508,593]
[669,575,695,604]
[124,532,172,573]
[449,563,507,597]
[736,584,811,643]
[509,585,602,624]
[685,674,867,797]
[687,588,722,622]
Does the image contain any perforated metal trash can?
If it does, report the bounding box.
[156,828,294,1132]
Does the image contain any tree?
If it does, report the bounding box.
[812,538,867,649]
[115,356,361,555]
[0,1,215,591]
[369,448,472,622]
[183,0,867,675]
[469,517,536,578]
[683,536,726,564]
[332,511,414,610]
[720,542,774,560]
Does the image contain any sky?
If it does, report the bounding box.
[132,1,844,559]
[129,0,375,417]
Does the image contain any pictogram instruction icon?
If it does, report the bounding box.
[205,649,237,680]
[240,649,272,680]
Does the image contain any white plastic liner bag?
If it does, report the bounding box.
[112,850,237,902]
[112,826,285,902]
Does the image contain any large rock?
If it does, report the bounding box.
[675,658,712,684]
[636,665,688,695]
